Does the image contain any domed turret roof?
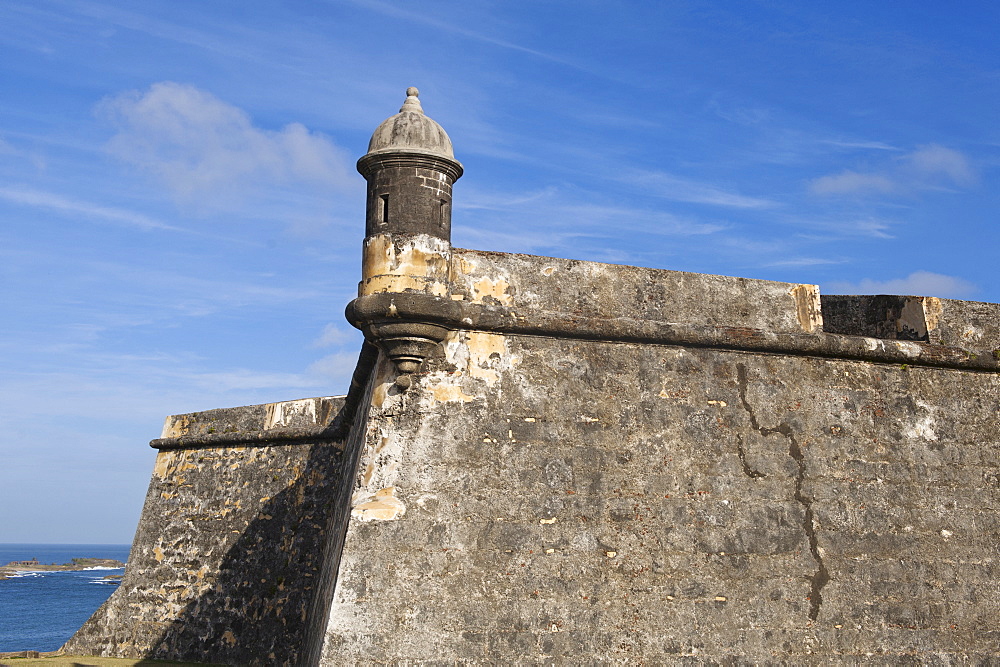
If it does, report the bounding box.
[365,87,455,160]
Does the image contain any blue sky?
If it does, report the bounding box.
[2,1,998,542]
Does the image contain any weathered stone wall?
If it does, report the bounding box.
[63,395,368,666]
[322,332,1000,663]
[322,252,1000,663]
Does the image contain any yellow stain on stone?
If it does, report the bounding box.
[160,415,191,438]
[222,630,236,645]
[264,398,318,429]
[352,487,406,522]
[540,517,557,525]
[790,283,823,333]
[361,234,449,297]
[362,461,376,486]
[153,546,164,562]
[362,234,447,279]
[469,276,513,306]
[924,296,942,332]
[465,332,508,384]
[362,274,448,297]
[457,257,477,277]
[431,383,475,403]
[153,451,175,478]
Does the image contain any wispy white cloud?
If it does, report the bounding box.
[902,144,976,186]
[457,187,557,211]
[341,0,591,74]
[826,270,976,298]
[809,170,896,195]
[791,216,896,240]
[187,368,325,392]
[99,82,354,206]
[311,323,357,349]
[846,218,895,239]
[306,351,361,383]
[819,139,900,151]
[708,95,772,126]
[620,168,777,209]
[558,203,729,236]
[764,257,847,267]
[0,185,183,231]
[453,185,729,258]
[809,144,975,196]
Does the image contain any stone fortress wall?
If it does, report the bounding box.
[65,89,1000,664]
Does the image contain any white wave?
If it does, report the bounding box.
[7,571,43,578]
[81,566,124,571]
[88,579,120,585]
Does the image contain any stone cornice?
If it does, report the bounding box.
[347,291,1000,373]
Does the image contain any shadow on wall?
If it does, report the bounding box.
[62,397,371,666]
[146,435,358,665]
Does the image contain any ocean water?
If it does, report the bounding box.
[0,543,130,652]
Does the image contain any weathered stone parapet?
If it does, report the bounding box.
[151,344,380,450]
[151,396,345,449]
[823,294,1000,349]
[348,290,1000,372]
[449,248,824,334]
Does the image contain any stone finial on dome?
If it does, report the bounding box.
[400,87,423,113]
[363,87,458,161]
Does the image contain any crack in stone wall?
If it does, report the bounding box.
[736,363,830,621]
[735,435,767,479]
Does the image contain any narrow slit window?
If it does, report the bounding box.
[380,194,389,223]
[439,199,449,227]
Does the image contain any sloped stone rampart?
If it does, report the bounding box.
[63,395,368,666]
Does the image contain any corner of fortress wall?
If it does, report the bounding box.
[63,245,1000,663]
